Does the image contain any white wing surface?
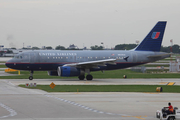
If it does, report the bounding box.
[63,59,116,69]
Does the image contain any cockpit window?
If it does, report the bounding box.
[14,56,23,59]
[14,56,18,59]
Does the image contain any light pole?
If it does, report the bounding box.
[101,42,104,49]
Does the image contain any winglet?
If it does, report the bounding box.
[135,21,167,52]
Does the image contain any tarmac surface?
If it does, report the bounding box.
[4,78,180,85]
[0,78,180,120]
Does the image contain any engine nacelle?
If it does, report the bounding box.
[57,66,84,77]
[48,71,58,76]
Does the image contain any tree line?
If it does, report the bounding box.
[10,44,180,53]
[114,44,180,53]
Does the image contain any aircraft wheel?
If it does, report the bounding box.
[78,75,85,80]
[86,75,93,81]
[29,76,33,80]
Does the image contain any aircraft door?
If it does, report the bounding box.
[74,56,76,62]
[132,52,137,63]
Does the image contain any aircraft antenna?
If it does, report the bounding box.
[170,39,173,62]
[170,39,173,72]
[170,39,173,53]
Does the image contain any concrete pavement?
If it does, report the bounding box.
[0,79,180,120]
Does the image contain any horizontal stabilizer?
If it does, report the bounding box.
[147,53,171,58]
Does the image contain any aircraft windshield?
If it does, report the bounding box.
[14,55,23,59]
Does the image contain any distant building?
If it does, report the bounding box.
[169,56,180,72]
[68,44,78,49]
[2,48,33,57]
[0,45,7,56]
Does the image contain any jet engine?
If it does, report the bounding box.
[57,66,84,77]
[48,71,59,76]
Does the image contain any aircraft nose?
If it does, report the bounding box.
[5,60,10,68]
[5,59,14,68]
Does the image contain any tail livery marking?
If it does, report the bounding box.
[135,21,167,52]
[152,32,160,39]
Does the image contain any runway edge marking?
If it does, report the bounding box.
[0,102,17,118]
[44,94,149,120]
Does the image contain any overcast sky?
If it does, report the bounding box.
[0,0,180,49]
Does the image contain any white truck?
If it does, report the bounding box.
[156,107,180,120]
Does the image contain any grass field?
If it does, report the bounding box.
[139,65,169,67]
[1,68,180,79]
[1,69,180,79]
[19,85,180,93]
[0,65,6,68]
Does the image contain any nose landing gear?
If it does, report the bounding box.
[29,70,33,80]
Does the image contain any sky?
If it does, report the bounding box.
[0,0,180,49]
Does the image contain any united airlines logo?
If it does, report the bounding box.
[151,32,160,39]
[39,52,77,56]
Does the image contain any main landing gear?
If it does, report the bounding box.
[78,74,93,81]
[29,70,33,80]
[78,75,85,80]
[86,74,93,80]
[78,69,93,81]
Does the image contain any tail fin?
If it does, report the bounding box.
[135,21,167,52]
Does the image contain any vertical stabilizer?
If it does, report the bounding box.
[135,21,167,52]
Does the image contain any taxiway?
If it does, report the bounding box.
[0,79,179,120]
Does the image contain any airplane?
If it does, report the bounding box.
[5,21,170,80]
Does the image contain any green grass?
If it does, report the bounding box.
[138,65,169,67]
[1,69,180,79]
[0,65,6,68]
[19,85,180,93]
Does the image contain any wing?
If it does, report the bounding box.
[63,59,117,69]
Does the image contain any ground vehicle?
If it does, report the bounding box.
[156,107,180,120]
